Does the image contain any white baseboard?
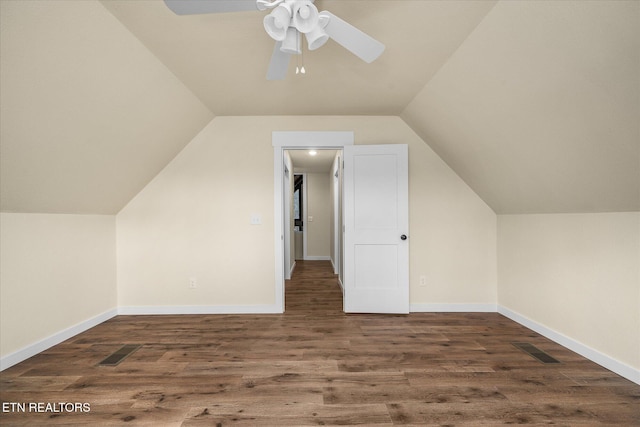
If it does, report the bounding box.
[0,308,118,371]
[289,261,296,279]
[4,303,637,385]
[118,304,282,315]
[410,303,498,312]
[498,305,640,385]
[330,258,339,275]
[304,256,331,261]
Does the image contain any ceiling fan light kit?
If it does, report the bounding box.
[306,13,330,50]
[290,1,318,34]
[263,3,291,40]
[164,0,385,80]
[280,28,301,55]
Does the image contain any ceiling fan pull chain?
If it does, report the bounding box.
[300,34,306,74]
[296,32,300,74]
[294,28,305,75]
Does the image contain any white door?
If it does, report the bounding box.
[343,144,409,313]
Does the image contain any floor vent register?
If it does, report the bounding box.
[512,342,560,364]
[98,344,141,366]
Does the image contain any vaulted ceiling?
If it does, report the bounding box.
[100,0,496,116]
[1,0,638,215]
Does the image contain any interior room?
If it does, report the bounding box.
[1,0,638,424]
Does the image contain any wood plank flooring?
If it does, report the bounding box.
[1,260,639,425]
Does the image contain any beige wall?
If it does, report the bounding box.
[407,129,497,306]
[498,212,640,372]
[0,213,116,358]
[306,172,331,259]
[116,115,497,310]
[116,117,275,308]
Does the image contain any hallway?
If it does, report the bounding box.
[285,260,343,315]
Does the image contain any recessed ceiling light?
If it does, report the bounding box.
[308,150,318,156]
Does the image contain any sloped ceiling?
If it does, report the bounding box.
[0,0,213,214]
[1,0,638,215]
[100,0,496,115]
[403,0,639,213]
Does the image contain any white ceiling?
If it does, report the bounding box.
[288,149,337,173]
[1,0,638,215]
[100,0,497,115]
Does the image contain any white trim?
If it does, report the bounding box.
[273,131,354,314]
[4,301,638,385]
[300,172,308,260]
[411,303,498,312]
[330,256,344,292]
[498,305,640,385]
[283,153,293,280]
[0,308,118,371]
[118,305,282,315]
[305,255,332,261]
[410,302,640,385]
[272,131,354,147]
[289,260,297,278]
[331,153,342,279]
[273,147,285,313]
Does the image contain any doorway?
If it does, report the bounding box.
[286,149,343,312]
[293,173,304,261]
[273,132,410,314]
[287,149,340,263]
[273,131,354,312]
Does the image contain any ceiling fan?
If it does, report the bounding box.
[163,0,385,80]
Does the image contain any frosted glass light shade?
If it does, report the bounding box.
[264,4,292,41]
[292,1,318,33]
[305,25,328,50]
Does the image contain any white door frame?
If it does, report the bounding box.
[273,131,354,312]
[295,172,308,260]
[283,154,293,279]
[331,154,342,280]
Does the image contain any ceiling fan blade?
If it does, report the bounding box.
[321,11,385,63]
[266,42,291,80]
[163,0,258,15]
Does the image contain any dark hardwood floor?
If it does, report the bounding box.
[1,260,639,425]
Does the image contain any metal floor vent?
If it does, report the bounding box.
[98,344,141,366]
[512,342,560,364]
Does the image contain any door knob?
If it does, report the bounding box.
[400,234,407,240]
